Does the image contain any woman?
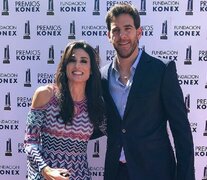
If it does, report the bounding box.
[24,40,106,180]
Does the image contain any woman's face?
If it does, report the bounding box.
[66,48,91,85]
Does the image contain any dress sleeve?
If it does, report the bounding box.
[24,109,48,173]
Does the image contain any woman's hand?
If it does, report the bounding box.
[42,166,70,180]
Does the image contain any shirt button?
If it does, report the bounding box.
[122,129,126,133]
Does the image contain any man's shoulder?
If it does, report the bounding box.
[143,51,174,67]
[100,63,111,72]
[100,63,112,79]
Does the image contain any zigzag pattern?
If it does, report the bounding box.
[24,94,93,180]
[42,136,87,153]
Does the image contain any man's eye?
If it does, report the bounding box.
[112,29,119,34]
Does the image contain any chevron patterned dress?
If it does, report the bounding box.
[24,94,94,180]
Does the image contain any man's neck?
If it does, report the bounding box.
[116,48,139,73]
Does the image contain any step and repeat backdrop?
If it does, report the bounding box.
[0,0,207,179]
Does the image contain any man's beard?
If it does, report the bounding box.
[115,41,138,59]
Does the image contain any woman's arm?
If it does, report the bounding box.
[24,85,54,172]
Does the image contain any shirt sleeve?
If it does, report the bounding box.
[24,109,48,173]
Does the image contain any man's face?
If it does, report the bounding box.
[108,14,142,59]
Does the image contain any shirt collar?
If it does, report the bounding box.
[112,48,143,72]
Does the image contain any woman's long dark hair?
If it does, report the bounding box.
[55,40,105,129]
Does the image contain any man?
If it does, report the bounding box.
[101,3,195,180]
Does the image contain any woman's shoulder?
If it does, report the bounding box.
[31,84,56,109]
